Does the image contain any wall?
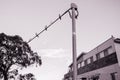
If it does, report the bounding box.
[114,42,120,66]
[84,37,116,61]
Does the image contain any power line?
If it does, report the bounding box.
[27,3,79,80]
[27,7,72,43]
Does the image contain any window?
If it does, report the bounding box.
[69,67,72,72]
[81,78,87,80]
[100,52,104,58]
[104,49,108,57]
[80,62,83,67]
[70,67,73,71]
[90,56,94,63]
[78,63,80,68]
[111,72,117,80]
[96,53,100,60]
[108,46,113,54]
[84,59,88,65]
[81,61,84,67]
[87,58,91,64]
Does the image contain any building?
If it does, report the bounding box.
[64,36,120,80]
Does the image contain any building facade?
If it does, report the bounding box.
[64,36,120,80]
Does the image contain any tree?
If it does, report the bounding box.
[0,33,42,80]
[18,73,36,80]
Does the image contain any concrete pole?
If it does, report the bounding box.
[71,3,77,80]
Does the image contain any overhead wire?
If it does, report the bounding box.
[27,7,72,43]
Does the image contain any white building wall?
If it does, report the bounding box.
[114,42,120,66]
[84,37,116,61]
[97,37,115,53]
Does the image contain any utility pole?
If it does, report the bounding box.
[71,3,78,80]
[27,3,79,80]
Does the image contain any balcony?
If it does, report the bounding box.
[64,52,118,79]
[78,52,118,74]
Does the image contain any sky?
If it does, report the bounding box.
[0,0,120,80]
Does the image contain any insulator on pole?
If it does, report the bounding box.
[59,14,61,20]
[35,33,39,37]
[45,25,48,31]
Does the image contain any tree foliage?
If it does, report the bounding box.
[19,73,36,80]
[0,33,42,80]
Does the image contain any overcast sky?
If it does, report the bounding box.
[0,0,120,80]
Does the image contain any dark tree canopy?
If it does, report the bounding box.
[19,73,36,80]
[0,33,42,80]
